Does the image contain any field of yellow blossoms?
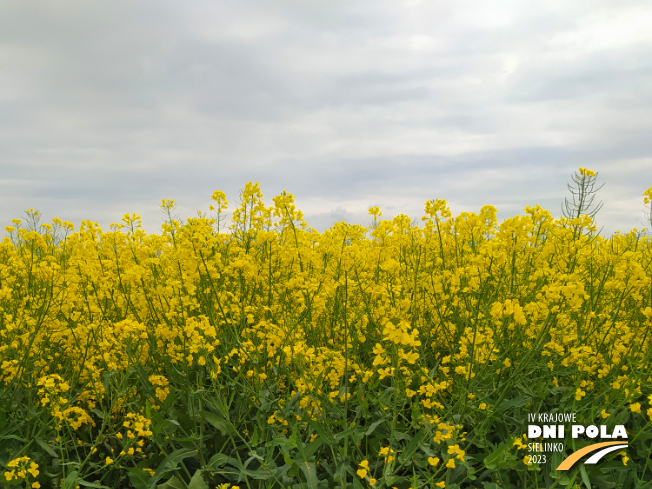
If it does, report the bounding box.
[1,170,652,488]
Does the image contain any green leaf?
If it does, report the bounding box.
[61,471,79,489]
[77,479,111,488]
[550,386,571,395]
[580,465,592,489]
[90,409,105,419]
[0,434,27,442]
[35,438,58,457]
[188,470,209,489]
[483,442,510,470]
[364,418,387,436]
[153,419,180,437]
[332,425,365,443]
[496,395,531,412]
[250,426,259,446]
[589,474,616,489]
[481,483,504,489]
[385,475,399,485]
[205,453,230,470]
[173,436,201,443]
[352,475,365,489]
[157,475,185,489]
[126,467,151,489]
[199,410,235,436]
[392,431,412,442]
[150,448,198,486]
[239,467,276,480]
[308,419,334,444]
[333,458,352,483]
[398,430,425,465]
[549,452,564,478]
[304,437,325,460]
[559,473,573,487]
[298,461,319,489]
[270,436,297,458]
[102,370,117,396]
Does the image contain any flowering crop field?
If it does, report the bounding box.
[1,172,652,489]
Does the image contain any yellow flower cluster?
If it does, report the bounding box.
[55,406,95,430]
[36,374,70,407]
[4,456,40,487]
[379,446,396,464]
[121,412,153,440]
[1,173,651,486]
[149,374,170,404]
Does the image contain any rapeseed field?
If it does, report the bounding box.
[1,169,651,488]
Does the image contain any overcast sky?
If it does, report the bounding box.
[2,0,651,236]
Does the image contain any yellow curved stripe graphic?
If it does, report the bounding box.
[557,441,628,471]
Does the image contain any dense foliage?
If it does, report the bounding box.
[1,170,652,488]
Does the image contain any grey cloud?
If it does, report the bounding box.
[1,0,651,237]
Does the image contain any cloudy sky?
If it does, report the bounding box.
[1,0,651,236]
